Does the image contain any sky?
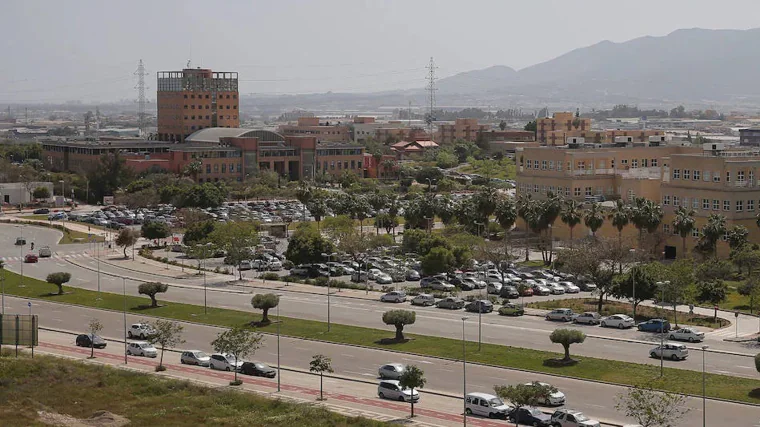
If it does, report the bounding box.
[1,0,759,103]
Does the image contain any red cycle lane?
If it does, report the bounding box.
[36,341,506,427]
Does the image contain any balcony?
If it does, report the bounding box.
[729,180,755,188]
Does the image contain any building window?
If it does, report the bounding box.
[663,224,671,234]
[577,161,585,170]
[548,160,554,170]
[525,160,531,169]
[651,158,658,167]
[191,94,195,99]
[574,187,581,196]
[323,161,328,171]
[642,159,648,167]
[682,197,689,207]
[585,187,592,196]
[221,164,226,173]
[726,171,731,182]
[183,94,188,99]
[534,160,539,169]
[692,198,699,209]
[230,163,234,172]
[738,170,745,182]
[693,170,700,181]
[737,200,744,212]
[749,200,755,211]
[344,161,348,170]
[673,196,680,207]
[683,170,691,180]
[184,105,188,109]
[565,187,570,196]
[628,189,635,200]
[692,228,700,238]
[541,160,547,170]
[622,159,628,166]
[214,164,219,172]
[533,184,539,193]
[663,195,670,205]
[358,161,362,169]
[713,199,719,210]
[206,164,211,174]
[672,169,680,179]
[713,173,720,182]
[330,161,335,170]
[723,200,730,211]
[631,159,638,168]
[237,163,241,171]
[184,116,188,120]
[704,171,711,181]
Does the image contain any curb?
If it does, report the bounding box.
[12,294,759,410]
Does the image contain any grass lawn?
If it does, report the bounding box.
[516,260,547,268]
[0,353,383,427]
[527,298,730,329]
[58,228,105,244]
[20,214,49,221]
[458,158,517,180]
[3,269,759,404]
[716,283,759,315]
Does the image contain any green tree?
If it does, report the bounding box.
[696,214,726,258]
[309,354,334,400]
[141,221,171,241]
[672,206,695,258]
[435,150,458,169]
[583,203,605,238]
[183,220,216,246]
[382,309,416,342]
[560,199,582,247]
[732,246,760,278]
[421,247,455,276]
[727,225,749,250]
[115,228,139,258]
[46,272,71,295]
[608,199,631,249]
[615,384,690,427]
[494,196,517,236]
[212,327,263,385]
[306,197,328,231]
[738,278,760,314]
[612,264,662,320]
[494,382,557,427]
[210,222,260,280]
[286,224,336,265]
[398,365,426,417]
[629,197,663,247]
[179,183,226,208]
[549,329,586,362]
[183,160,202,181]
[374,213,399,235]
[147,319,185,371]
[87,318,103,359]
[251,293,279,325]
[694,280,727,305]
[557,239,616,312]
[524,120,537,133]
[32,186,50,200]
[138,282,169,307]
[665,259,696,327]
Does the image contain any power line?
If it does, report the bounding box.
[134,59,148,137]
[425,57,438,137]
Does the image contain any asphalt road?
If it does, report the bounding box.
[2,224,759,380]
[4,296,759,427]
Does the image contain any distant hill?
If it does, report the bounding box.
[436,27,760,103]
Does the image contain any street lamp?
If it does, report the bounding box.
[277,294,282,392]
[17,225,25,288]
[123,277,128,365]
[474,222,484,238]
[655,280,670,377]
[425,216,433,235]
[461,316,468,427]
[701,345,709,427]
[629,249,637,321]
[321,252,337,332]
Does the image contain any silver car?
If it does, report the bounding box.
[378,363,406,379]
[181,350,210,366]
[378,380,419,402]
[546,308,575,322]
[380,291,406,303]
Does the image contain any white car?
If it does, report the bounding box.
[600,314,635,329]
[523,382,566,406]
[181,350,211,366]
[551,409,601,427]
[650,343,689,361]
[558,281,580,293]
[126,341,157,358]
[465,392,513,418]
[239,260,253,271]
[375,273,393,284]
[378,380,419,402]
[668,328,705,343]
[378,363,406,379]
[127,323,156,339]
[546,309,575,322]
[368,268,383,280]
[548,283,566,295]
[411,294,436,306]
[572,312,601,325]
[487,282,503,294]
[209,353,244,371]
[267,260,283,271]
[380,291,406,303]
[430,280,456,291]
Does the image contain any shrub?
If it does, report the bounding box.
[282,260,294,270]
[260,273,281,281]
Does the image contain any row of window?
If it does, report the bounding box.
[284,129,346,135]
[184,94,237,99]
[186,104,237,110]
[516,182,614,197]
[662,223,729,240]
[184,115,237,120]
[662,195,757,213]
[316,160,362,171]
[316,149,363,156]
[524,158,661,171]
[672,168,753,183]
[202,163,242,174]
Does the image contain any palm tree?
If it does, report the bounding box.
[672,206,695,258]
[608,199,630,247]
[560,199,582,247]
[183,160,202,182]
[628,197,650,244]
[541,192,563,263]
[381,159,397,179]
[494,196,517,237]
[583,203,604,239]
[516,194,533,261]
[306,197,328,231]
[701,214,727,258]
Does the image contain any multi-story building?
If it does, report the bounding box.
[436,118,490,145]
[156,68,239,142]
[739,128,760,146]
[542,129,665,146]
[373,126,429,144]
[537,112,591,145]
[278,117,351,143]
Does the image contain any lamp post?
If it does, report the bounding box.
[123,277,128,365]
[475,222,484,238]
[277,295,282,392]
[461,316,468,427]
[701,345,709,427]
[321,252,337,332]
[629,249,637,321]
[655,280,670,377]
[425,216,433,235]
[17,225,25,288]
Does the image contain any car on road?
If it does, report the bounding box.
[267,260,283,271]
[378,363,406,379]
[24,254,38,263]
[209,353,244,371]
[436,297,465,310]
[126,341,157,358]
[600,314,635,329]
[33,208,50,214]
[508,407,552,426]
[128,323,156,339]
[546,308,575,322]
[465,300,494,313]
[668,327,705,342]
[411,294,436,306]
[240,361,276,378]
[558,281,581,293]
[551,409,601,427]
[380,291,406,303]
[572,312,601,325]
[637,319,671,333]
[15,237,26,246]
[650,343,689,360]
[498,302,525,316]
[76,334,106,349]
[180,350,210,366]
[523,381,566,406]
[377,379,419,402]
[38,246,52,258]
[464,392,512,419]
[375,273,393,284]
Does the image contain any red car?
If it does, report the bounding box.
[520,286,534,296]
[24,254,38,263]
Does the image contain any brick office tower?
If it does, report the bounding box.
[156,68,239,142]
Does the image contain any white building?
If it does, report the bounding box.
[0,182,55,205]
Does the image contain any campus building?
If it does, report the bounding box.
[278,117,351,143]
[536,112,663,145]
[436,118,490,145]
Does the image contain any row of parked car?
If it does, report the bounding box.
[380,291,526,316]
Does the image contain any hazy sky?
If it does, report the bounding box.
[1,0,759,103]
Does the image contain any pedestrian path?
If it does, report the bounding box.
[0,253,92,262]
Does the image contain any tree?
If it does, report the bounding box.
[398,365,426,417]
[560,199,582,247]
[183,160,202,181]
[549,329,586,362]
[615,384,690,427]
[251,293,279,325]
[629,198,663,249]
[46,272,71,295]
[309,354,334,400]
[738,277,760,314]
[116,228,139,258]
[494,196,517,236]
[672,206,695,258]
[141,221,171,241]
[179,183,226,208]
[421,247,455,276]
[87,318,103,359]
[382,309,416,341]
[212,327,263,385]
[147,319,185,371]
[696,214,726,258]
[374,213,399,235]
[524,120,537,133]
[183,220,216,246]
[138,282,169,307]
[285,224,336,265]
[694,280,727,305]
[664,259,695,327]
[608,199,630,251]
[755,353,760,375]
[494,382,557,427]
[732,246,760,279]
[306,197,328,230]
[612,264,662,320]
[583,203,605,238]
[499,120,507,131]
[727,225,749,250]
[32,186,50,200]
[209,221,260,280]
[435,150,458,169]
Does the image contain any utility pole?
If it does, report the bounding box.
[134,60,148,138]
[425,57,437,138]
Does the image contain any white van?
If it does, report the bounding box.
[465,392,512,419]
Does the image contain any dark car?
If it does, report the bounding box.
[465,300,494,313]
[499,285,520,299]
[240,361,276,378]
[637,318,671,333]
[76,334,107,349]
[33,208,50,214]
[509,407,552,426]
